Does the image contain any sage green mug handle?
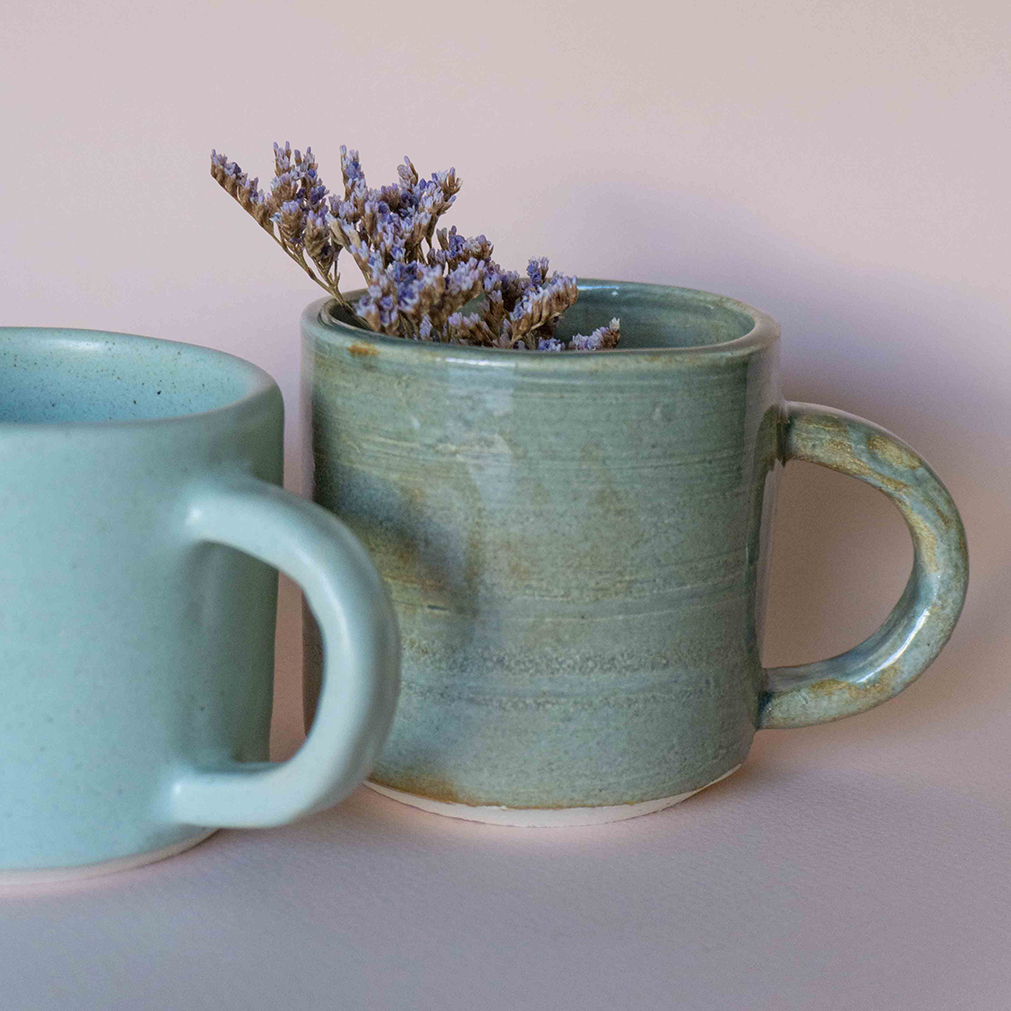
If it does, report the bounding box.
[760,402,968,729]
[167,476,401,827]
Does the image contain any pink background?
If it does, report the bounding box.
[2,1,1009,1007]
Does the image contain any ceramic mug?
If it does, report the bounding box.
[0,329,400,882]
[301,282,968,826]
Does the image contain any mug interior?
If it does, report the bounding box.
[550,282,758,349]
[0,329,264,424]
[322,280,767,354]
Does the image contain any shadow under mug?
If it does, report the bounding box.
[0,329,400,883]
[302,282,969,826]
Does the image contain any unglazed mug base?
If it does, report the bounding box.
[365,764,742,827]
[0,830,218,887]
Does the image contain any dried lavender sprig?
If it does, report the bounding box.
[500,271,579,350]
[211,144,621,350]
[569,318,622,351]
[211,145,361,319]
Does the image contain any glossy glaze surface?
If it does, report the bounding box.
[302,281,968,812]
[761,404,968,727]
[303,284,780,809]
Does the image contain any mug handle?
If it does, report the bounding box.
[166,475,401,827]
[760,402,968,729]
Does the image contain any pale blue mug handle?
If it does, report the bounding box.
[761,403,968,729]
[167,475,401,827]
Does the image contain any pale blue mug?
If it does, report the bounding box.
[0,329,400,883]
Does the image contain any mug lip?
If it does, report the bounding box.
[0,326,277,430]
[306,279,780,371]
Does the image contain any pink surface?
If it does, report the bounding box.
[2,768,1009,1009]
[2,0,1008,1006]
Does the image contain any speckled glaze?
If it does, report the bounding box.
[301,281,968,819]
[0,329,400,880]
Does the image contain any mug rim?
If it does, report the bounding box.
[0,327,277,430]
[307,279,780,372]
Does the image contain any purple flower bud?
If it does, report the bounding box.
[526,257,551,288]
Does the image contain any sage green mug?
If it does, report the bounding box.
[0,329,400,882]
[302,282,968,825]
